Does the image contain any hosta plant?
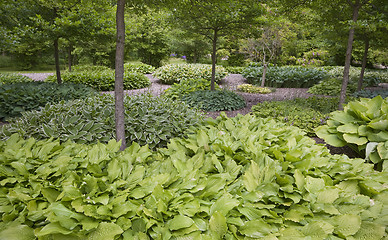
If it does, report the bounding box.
[163,78,220,100]
[182,90,246,111]
[308,78,357,96]
[0,115,387,239]
[153,64,228,84]
[237,84,272,94]
[0,94,203,149]
[316,95,388,171]
[72,65,111,72]
[352,89,388,99]
[224,66,245,74]
[0,73,33,84]
[124,62,155,74]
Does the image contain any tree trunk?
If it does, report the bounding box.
[338,0,361,110]
[357,37,369,91]
[261,50,267,87]
[68,44,73,72]
[210,29,218,91]
[115,0,126,151]
[54,38,62,84]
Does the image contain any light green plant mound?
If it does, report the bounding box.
[252,96,339,136]
[153,64,228,84]
[46,70,150,91]
[0,73,33,84]
[163,78,220,100]
[308,78,357,96]
[182,90,246,111]
[237,84,272,94]
[0,82,98,120]
[242,65,328,88]
[0,115,387,239]
[316,95,388,171]
[124,62,155,74]
[224,66,245,74]
[1,94,203,149]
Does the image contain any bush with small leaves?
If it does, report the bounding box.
[182,90,246,111]
[153,64,228,84]
[0,73,33,85]
[1,94,204,149]
[0,82,98,120]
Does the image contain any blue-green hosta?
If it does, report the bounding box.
[316,95,388,171]
[0,114,387,239]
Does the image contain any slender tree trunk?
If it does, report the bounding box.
[261,49,267,87]
[338,0,361,110]
[54,38,62,84]
[358,38,369,91]
[210,29,218,91]
[68,44,73,72]
[115,0,126,151]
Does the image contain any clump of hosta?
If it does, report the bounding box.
[163,78,220,100]
[237,84,272,94]
[153,63,228,84]
[0,114,387,239]
[124,62,155,74]
[316,95,388,171]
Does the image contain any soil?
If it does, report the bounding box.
[11,73,363,158]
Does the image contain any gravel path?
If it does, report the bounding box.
[20,72,54,81]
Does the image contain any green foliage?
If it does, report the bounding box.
[163,78,219,100]
[237,84,272,94]
[46,70,150,91]
[123,62,155,74]
[72,65,111,72]
[0,82,98,120]
[224,66,245,74]
[316,96,388,171]
[1,114,387,239]
[1,94,203,150]
[242,65,328,88]
[153,64,228,85]
[288,49,330,67]
[0,73,33,84]
[308,78,357,96]
[322,66,387,87]
[353,89,388,99]
[252,96,339,136]
[182,90,246,111]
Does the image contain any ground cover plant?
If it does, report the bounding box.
[316,95,388,171]
[163,78,220,100]
[252,96,339,136]
[242,65,328,88]
[153,64,228,84]
[0,73,33,84]
[181,90,246,111]
[0,114,387,239]
[72,65,112,72]
[0,82,98,120]
[46,70,150,91]
[224,66,245,74]
[124,62,155,74]
[237,84,272,94]
[352,89,388,99]
[308,78,357,96]
[0,94,203,150]
[322,66,388,86]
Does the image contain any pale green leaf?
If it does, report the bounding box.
[87,222,123,240]
[168,215,194,231]
[209,211,227,238]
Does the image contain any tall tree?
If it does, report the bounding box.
[170,0,264,90]
[115,0,126,151]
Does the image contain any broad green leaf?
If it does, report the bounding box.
[239,219,276,238]
[368,119,388,130]
[209,211,227,238]
[316,126,346,147]
[168,215,194,231]
[316,188,339,204]
[305,176,325,194]
[36,222,73,237]
[302,221,334,239]
[0,223,35,240]
[352,222,385,240]
[343,134,368,145]
[365,95,383,119]
[87,222,123,240]
[209,193,239,216]
[337,123,359,134]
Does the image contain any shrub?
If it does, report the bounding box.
[124,62,155,74]
[237,84,272,94]
[316,95,388,171]
[308,78,357,96]
[242,66,328,88]
[224,66,245,74]
[1,115,387,239]
[182,90,246,111]
[153,64,228,84]
[46,70,150,91]
[72,65,111,72]
[1,94,203,149]
[353,89,388,99]
[252,96,339,136]
[163,78,219,100]
[0,82,98,120]
[0,73,33,84]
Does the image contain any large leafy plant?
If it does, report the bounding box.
[0,115,387,239]
[237,84,272,94]
[352,89,388,99]
[163,78,220,100]
[0,82,98,120]
[308,78,357,96]
[316,95,388,171]
[0,73,33,84]
[1,94,203,150]
[123,62,155,74]
[182,90,246,111]
[153,64,228,84]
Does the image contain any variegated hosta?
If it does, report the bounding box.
[0,114,386,239]
[316,95,388,171]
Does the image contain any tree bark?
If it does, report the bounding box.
[357,37,369,91]
[210,29,218,91]
[54,38,62,84]
[261,48,267,87]
[338,0,361,110]
[68,44,73,72]
[115,0,126,151]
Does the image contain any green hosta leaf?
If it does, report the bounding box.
[168,215,194,231]
[0,223,35,240]
[87,222,123,240]
[36,222,73,237]
[343,133,368,145]
[352,222,385,240]
[302,220,334,239]
[337,123,359,134]
[315,126,346,147]
[305,176,325,194]
[239,219,276,238]
[316,187,339,204]
[368,119,388,130]
[209,211,228,238]
[209,193,240,216]
[365,95,383,119]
